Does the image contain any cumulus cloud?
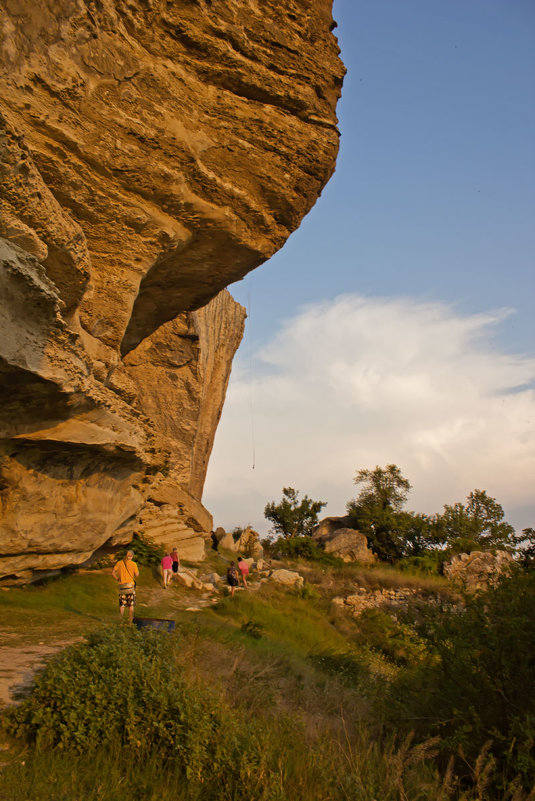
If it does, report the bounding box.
[203,295,535,534]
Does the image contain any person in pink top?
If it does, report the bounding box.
[237,556,249,589]
[161,553,173,588]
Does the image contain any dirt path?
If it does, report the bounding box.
[0,587,220,706]
[0,634,82,706]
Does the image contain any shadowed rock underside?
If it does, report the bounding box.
[0,0,344,582]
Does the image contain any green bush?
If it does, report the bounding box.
[382,569,535,796]
[3,626,271,787]
[353,608,428,666]
[241,620,264,639]
[273,535,342,565]
[308,649,369,687]
[115,532,165,567]
[397,552,444,575]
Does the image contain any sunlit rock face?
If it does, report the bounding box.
[0,0,344,582]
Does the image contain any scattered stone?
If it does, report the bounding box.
[334,586,440,618]
[174,568,205,590]
[270,569,304,589]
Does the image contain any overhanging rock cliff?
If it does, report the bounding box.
[0,0,345,582]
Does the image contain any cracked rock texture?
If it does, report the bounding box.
[0,0,344,583]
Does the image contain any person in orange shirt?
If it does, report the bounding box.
[111,549,139,622]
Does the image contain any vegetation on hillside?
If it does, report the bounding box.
[1,464,533,800]
[1,555,534,800]
[265,464,530,569]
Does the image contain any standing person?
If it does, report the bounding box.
[112,549,139,622]
[210,531,219,552]
[237,556,249,590]
[170,547,181,582]
[226,561,239,597]
[161,552,173,588]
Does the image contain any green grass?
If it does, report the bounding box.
[1,561,530,800]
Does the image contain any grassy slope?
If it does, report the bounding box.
[0,561,461,801]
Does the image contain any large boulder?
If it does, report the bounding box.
[312,515,353,539]
[270,569,304,589]
[443,550,514,592]
[313,521,376,565]
[218,532,238,552]
[0,1,344,583]
[236,528,264,559]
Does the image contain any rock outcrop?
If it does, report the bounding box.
[443,550,514,592]
[0,1,344,583]
[313,517,376,564]
[216,526,263,559]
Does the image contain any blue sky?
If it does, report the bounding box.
[203,1,535,535]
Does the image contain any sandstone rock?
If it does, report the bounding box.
[148,480,213,534]
[443,550,514,592]
[312,516,353,539]
[137,501,205,562]
[331,597,346,610]
[174,568,204,590]
[270,569,304,589]
[0,1,343,582]
[200,572,221,587]
[314,526,376,565]
[235,527,263,559]
[218,532,238,552]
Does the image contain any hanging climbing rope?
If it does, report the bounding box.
[247,284,256,470]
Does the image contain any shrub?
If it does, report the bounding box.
[273,535,342,566]
[353,608,428,666]
[382,569,535,796]
[397,552,444,575]
[241,620,264,639]
[115,532,164,566]
[3,626,272,787]
[308,649,369,687]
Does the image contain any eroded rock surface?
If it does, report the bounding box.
[443,550,514,592]
[313,517,376,564]
[0,1,344,582]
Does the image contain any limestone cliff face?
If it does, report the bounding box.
[0,0,344,582]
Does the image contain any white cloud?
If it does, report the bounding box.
[203,295,535,535]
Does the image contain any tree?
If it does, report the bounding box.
[436,489,516,553]
[516,526,535,569]
[264,487,326,539]
[346,464,415,562]
[350,464,411,512]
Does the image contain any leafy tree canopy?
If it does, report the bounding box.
[435,488,517,553]
[264,487,326,539]
[346,467,518,563]
[346,465,420,562]
[350,464,411,512]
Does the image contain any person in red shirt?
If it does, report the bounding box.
[161,553,173,588]
[237,557,249,590]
